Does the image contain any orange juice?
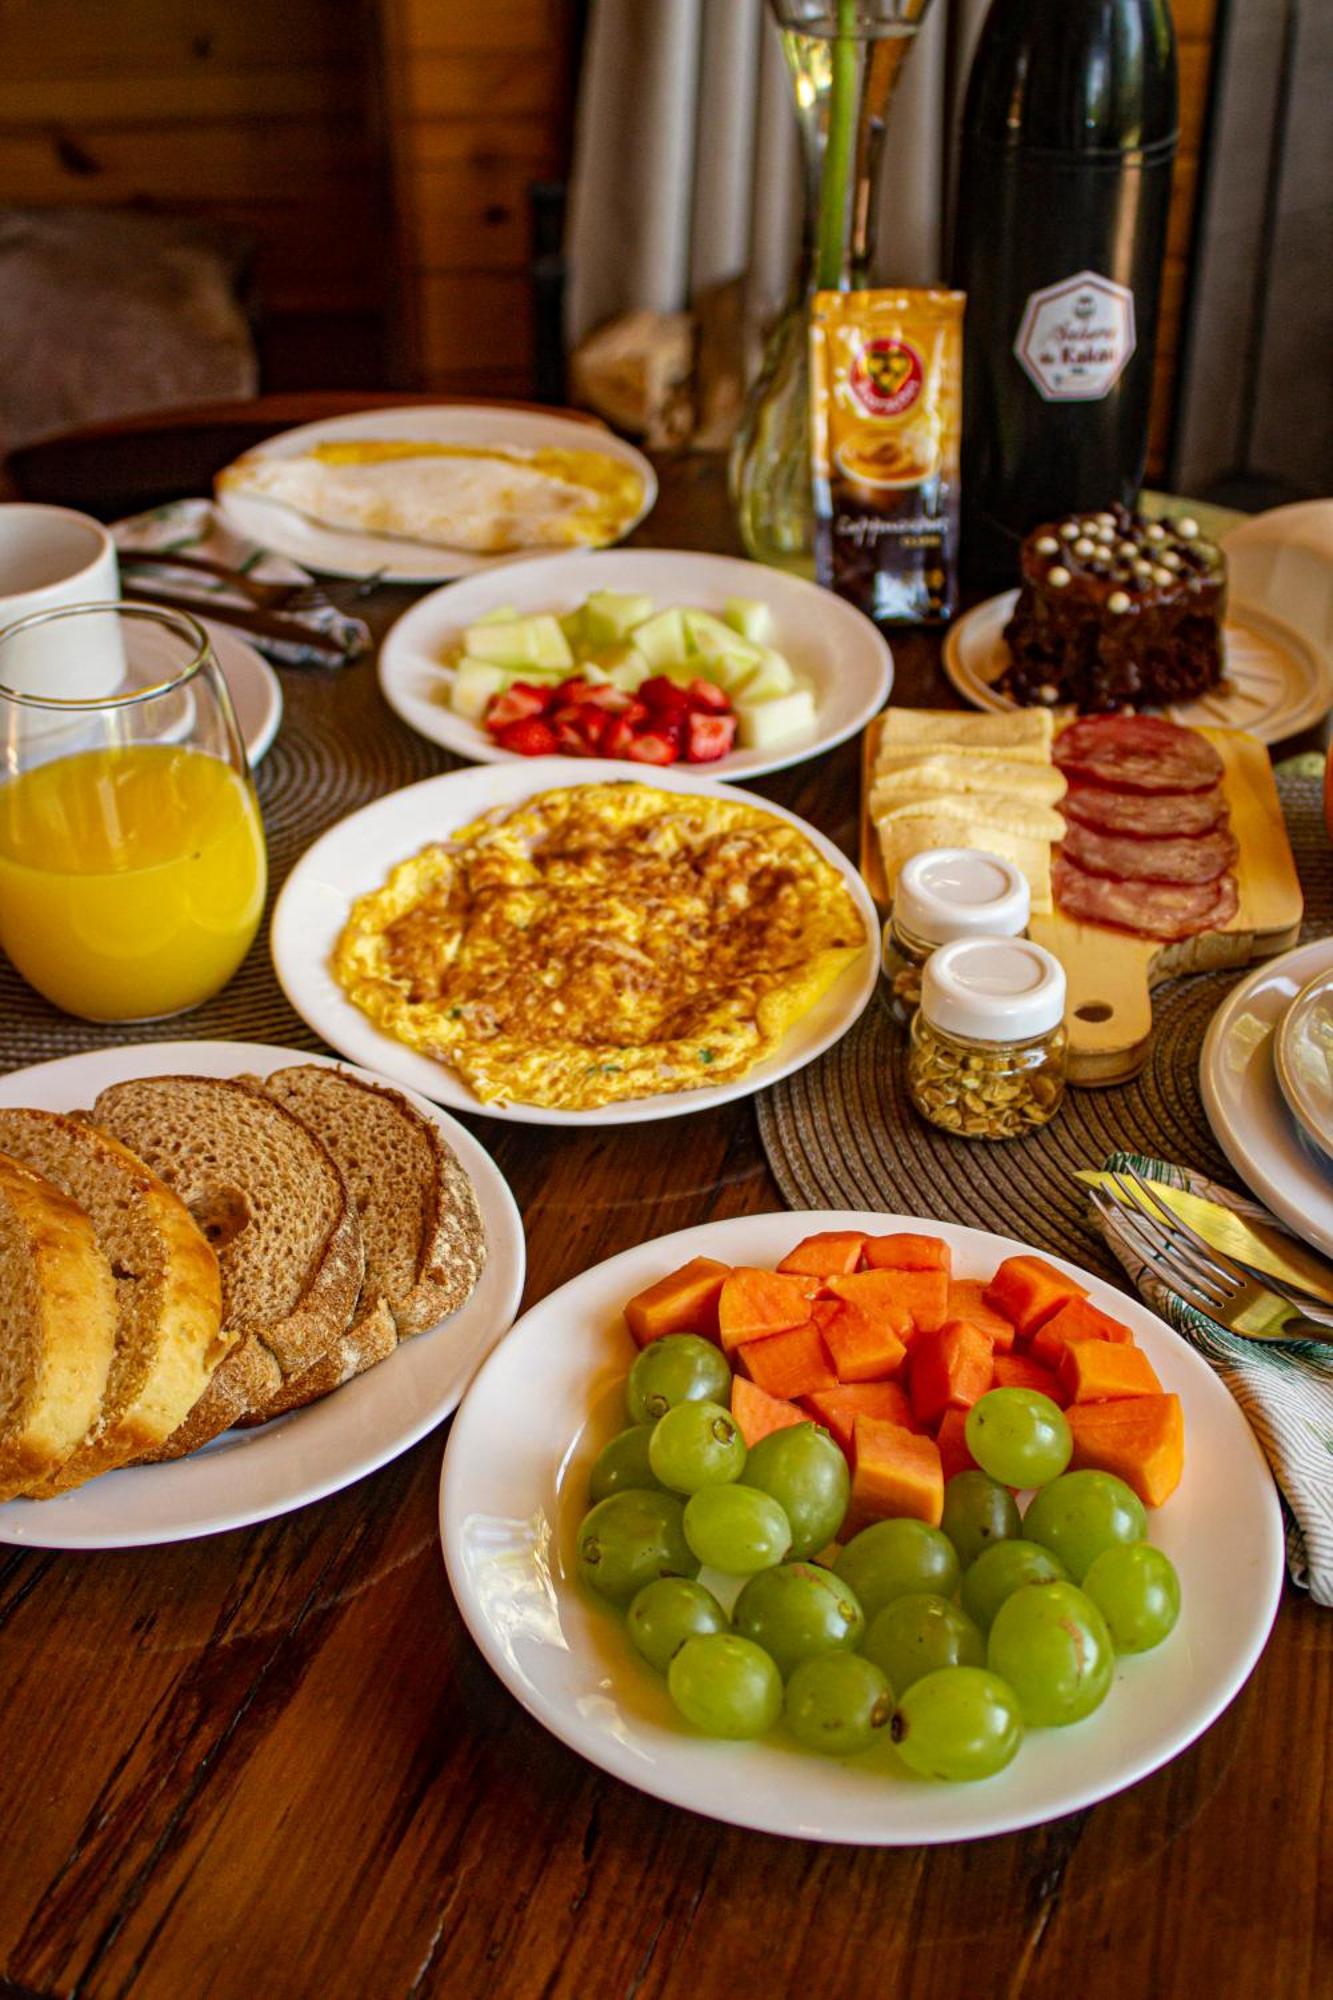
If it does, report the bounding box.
[0,743,267,1020]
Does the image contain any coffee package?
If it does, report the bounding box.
[810,288,965,624]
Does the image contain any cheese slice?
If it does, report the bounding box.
[877,707,1054,763]
[871,752,1067,807]
[876,815,1053,913]
[869,788,1066,843]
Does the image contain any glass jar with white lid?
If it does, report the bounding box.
[908,936,1068,1140]
[883,848,1031,1025]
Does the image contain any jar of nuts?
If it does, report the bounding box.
[908,936,1068,1140]
[883,849,1031,1025]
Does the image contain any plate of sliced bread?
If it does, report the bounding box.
[0,1042,525,1548]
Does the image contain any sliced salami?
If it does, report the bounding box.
[1054,714,1223,794]
[1063,782,1227,838]
[1053,855,1238,940]
[1061,818,1238,885]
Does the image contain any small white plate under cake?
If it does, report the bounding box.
[0,1042,525,1551]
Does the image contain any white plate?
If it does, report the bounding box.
[440,1208,1283,1845]
[377,549,893,781]
[207,621,282,766]
[1201,939,1333,1257]
[0,1041,525,1550]
[1275,969,1333,1162]
[1222,500,1333,676]
[214,405,658,585]
[270,759,880,1128]
[944,589,1333,745]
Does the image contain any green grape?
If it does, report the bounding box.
[890,1667,1023,1782]
[965,1388,1072,1489]
[1083,1543,1181,1654]
[785,1652,894,1756]
[960,1539,1069,1632]
[833,1518,961,1622]
[987,1581,1115,1726]
[1022,1470,1148,1582]
[627,1577,728,1673]
[732,1562,865,1679]
[576,1490,698,1604]
[588,1424,664,1503]
[683,1484,792,1575]
[743,1422,850,1560]
[627,1335,731,1425]
[863,1592,985,1694]
[648,1399,746,1494]
[668,1632,783,1738]
[940,1470,1022,1569]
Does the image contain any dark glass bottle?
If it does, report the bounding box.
[952,0,1178,589]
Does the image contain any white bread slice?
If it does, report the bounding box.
[0,1152,117,1501]
[877,708,1054,762]
[91,1077,364,1457]
[239,1064,487,1421]
[0,1110,228,1489]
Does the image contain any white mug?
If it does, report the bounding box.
[0,504,124,728]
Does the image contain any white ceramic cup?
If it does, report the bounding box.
[0,504,124,728]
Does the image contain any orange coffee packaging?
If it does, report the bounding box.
[810,288,965,624]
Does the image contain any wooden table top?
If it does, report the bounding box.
[0,434,1324,2000]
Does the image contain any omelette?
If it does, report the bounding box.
[217,440,644,554]
[333,783,869,1110]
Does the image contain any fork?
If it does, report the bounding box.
[1090,1164,1333,1347]
[119,549,385,613]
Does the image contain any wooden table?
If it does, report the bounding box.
[0,434,1325,2000]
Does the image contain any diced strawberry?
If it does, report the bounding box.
[687,678,732,713]
[550,720,587,755]
[581,685,634,712]
[601,717,637,759]
[552,703,604,748]
[685,712,737,762]
[496,716,558,756]
[485,683,554,731]
[625,729,680,765]
[639,675,691,717]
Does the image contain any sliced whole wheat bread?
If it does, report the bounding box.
[0,1109,228,1489]
[0,1152,117,1500]
[91,1076,364,1456]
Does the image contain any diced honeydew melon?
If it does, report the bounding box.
[688,646,754,691]
[450,657,509,720]
[559,608,586,647]
[464,612,573,670]
[582,590,655,645]
[594,644,652,690]
[629,607,689,667]
[737,686,817,750]
[473,604,519,626]
[682,608,750,657]
[723,597,774,646]
[734,645,796,702]
[579,662,611,685]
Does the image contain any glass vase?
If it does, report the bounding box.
[730,0,939,572]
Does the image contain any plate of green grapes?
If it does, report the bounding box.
[439,1211,1283,1843]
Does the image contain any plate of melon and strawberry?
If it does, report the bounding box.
[440,1211,1283,1844]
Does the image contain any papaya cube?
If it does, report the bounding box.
[801,1382,912,1459]
[983,1255,1088,1337]
[825,1268,947,1336]
[717,1267,820,1355]
[992,1350,1067,1407]
[946,1278,1016,1353]
[737,1321,837,1400]
[777,1230,866,1277]
[624,1255,729,1347]
[731,1377,806,1449]
[818,1299,907,1383]
[1068,1393,1184,1507]
[848,1417,944,1530]
[935,1407,980,1483]
[1059,1339,1163,1405]
[1029,1295,1135,1371]
[908,1319,995,1430]
[862,1233,951,1275]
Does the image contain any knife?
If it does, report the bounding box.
[1076,1168,1333,1307]
[122,583,351,662]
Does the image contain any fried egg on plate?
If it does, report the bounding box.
[217,441,643,554]
[332,783,869,1110]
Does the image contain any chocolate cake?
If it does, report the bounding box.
[998,504,1226,712]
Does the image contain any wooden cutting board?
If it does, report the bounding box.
[860,719,1304,1087]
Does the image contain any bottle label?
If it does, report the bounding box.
[1014,271,1137,402]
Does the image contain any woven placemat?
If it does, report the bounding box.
[0,641,454,1071]
[759,772,1333,1279]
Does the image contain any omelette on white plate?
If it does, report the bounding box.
[332,783,869,1111]
[217,440,644,554]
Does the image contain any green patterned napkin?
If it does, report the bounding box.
[1092,1151,1333,1606]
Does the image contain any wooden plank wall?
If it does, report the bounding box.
[1149,0,1220,478]
[378,0,575,397]
[0,0,391,389]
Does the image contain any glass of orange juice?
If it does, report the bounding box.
[0,603,267,1021]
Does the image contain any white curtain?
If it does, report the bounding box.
[565,0,992,350]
